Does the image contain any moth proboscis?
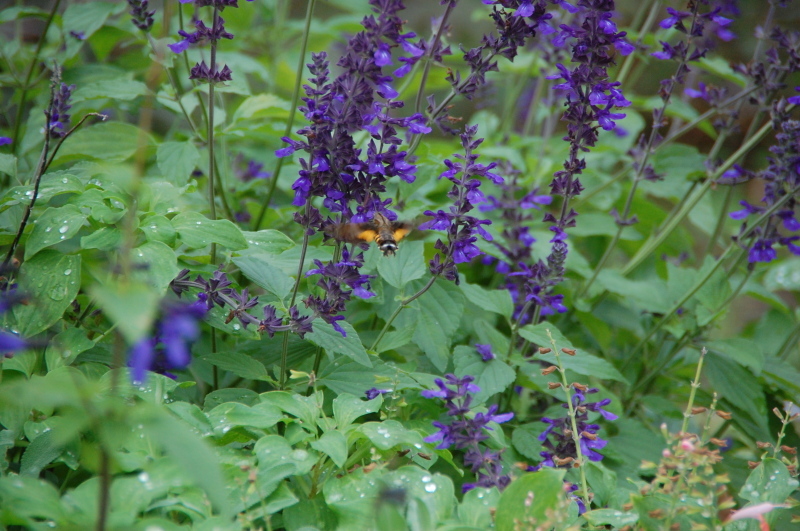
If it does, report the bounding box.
[324,212,412,256]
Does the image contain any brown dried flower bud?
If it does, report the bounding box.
[562,347,576,356]
[709,438,728,447]
[538,347,551,354]
[541,365,558,375]
[691,407,707,415]
[756,441,773,449]
[747,460,760,469]
[581,430,598,441]
[548,382,562,389]
[572,382,589,391]
[780,445,797,455]
[715,410,732,420]
[648,509,664,518]
[554,456,574,466]
[772,407,783,419]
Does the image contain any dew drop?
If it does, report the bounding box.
[424,483,437,493]
[64,269,72,275]
[59,225,69,234]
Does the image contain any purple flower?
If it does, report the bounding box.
[190,61,233,84]
[0,332,27,356]
[128,302,207,383]
[0,137,11,146]
[365,388,390,400]
[475,344,495,361]
[48,83,75,138]
[422,374,514,492]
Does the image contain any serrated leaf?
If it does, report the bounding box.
[233,254,294,299]
[739,458,798,505]
[377,240,425,289]
[24,205,87,259]
[705,338,764,374]
[459,281,514,318]
[20,429,64,477]
[157,141,201,185]
[171,211,248,250]
[518,323,627,383]
[13,251,81,336]
[202,350,270,381]
[318,359,423,396]
[413,281,464,371]
[306,320,371,367]
[453,345,515,404]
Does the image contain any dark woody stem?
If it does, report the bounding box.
[413,0,456,115]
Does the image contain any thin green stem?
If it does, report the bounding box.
[11,0,62,148]
[615,0,661,86]
[413,1,455,115]
[701,185,733,259]
[207,8,220,265]
[681,347,707,434]
[622,120,773,276]
[545,329,590,509]
[253,0,317,231]
[370,276,437,352]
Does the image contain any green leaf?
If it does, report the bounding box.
[583,508,638,527]
[157,141,201,185]
[241,230,296,253]
[255,435,307,498]
[62,2,122,45]
[495,468,567,531]
[80,227,121,251]
[762,356,800,396]
[384,466,455,525]
[202,350,271,381]
[310,430,348,468]
[260,391,321,427]
[764,257,800,291]
[705,338,764,374]
[306,320,372,367]
[136,405,231,516]
[705,353,769,439]
[131,240,179,292]
[282,494,337,531]
[511,423,545,461]
[460,281,514,318]
[171,211,248,250]
[318,358,424,396]
[54,122,151,164]
[233,254,294,299]
[333,393,381,429]
[24,205,87,259]
[458,487,500,528]
[207,402,282,432]
[89,281,159,344]
[413,281,465,371]
[323,469,383,530]
[204,388,259,410]
[518,323,627,383]
[453,345,515,404]
[140,215,177,245]
[231,94,290,123]
[377,240,425,288]
[0,475,66,525]
[13,251,81,336]
[739,458,799,505]
[45,328,95,371]
[20,429,65,477]
[0,153,16,180]
[359,420,423,451]
[72,79,148,103]
[1,173,83,213]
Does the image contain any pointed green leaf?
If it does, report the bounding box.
[13,251,81,336]
[24,205,87,259]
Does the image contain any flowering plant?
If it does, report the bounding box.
[0,0,797,529]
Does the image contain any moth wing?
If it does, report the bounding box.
[355,227,379,243]
[391,225,412,242]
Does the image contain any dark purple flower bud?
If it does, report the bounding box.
[0,137,11,146]
[365,388,390,400]
[189,61,233,84]
[288,306,313,339]
[475,343,495,361]
[128,0,155,32]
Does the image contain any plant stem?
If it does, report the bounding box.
[681,347,707,434]
[545,329,590,510]
[11,0,61,148]
[370,276,437,352]
[253,0,317,231]
[413,1,455,115]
